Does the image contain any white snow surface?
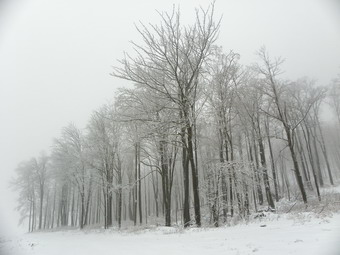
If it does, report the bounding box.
[1,213,340,255]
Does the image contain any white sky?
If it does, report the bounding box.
[0,0,339,234]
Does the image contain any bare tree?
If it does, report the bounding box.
[112,3,221,227]
[32,153,49,230]
[254,47,323,203]
[52,124,92,229]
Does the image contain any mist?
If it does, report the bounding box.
[0,0,340,254]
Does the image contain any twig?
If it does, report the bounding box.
[318,204,327,214]
[286,201,298,213]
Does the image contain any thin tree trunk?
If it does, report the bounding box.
[252,130,263,206]
[29,198,32,232]
[219,133,228,222]
[138,142,142,225]
[302,125,321,201]
[257,118,275,209]
[38,185,44,230]
[311,128,324,187]
[295,131,313,190]
[316,119,334,186]
[134,142,138,226]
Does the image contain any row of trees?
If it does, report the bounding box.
[13,3,340,231]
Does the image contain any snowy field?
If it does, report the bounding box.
[1,212,340,255]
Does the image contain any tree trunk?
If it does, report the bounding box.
[295,131,313,190]
[134,142,138,226]
[117,165,123,229]
[265,118,279,202]
[29,198,32,232]
[181,124,191,227]
[302,125,321,201]
[187,124,201,227]
[219,132,228,222]
[285,127,308,203]
[252,131,264,206]
[138,142,142,225]
[38,185,44,230]
[316,119,334,186]
[257,119,275,209]
[311,129,324,187]
[80,192,85,229]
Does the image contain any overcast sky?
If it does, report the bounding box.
[0,0,339,234]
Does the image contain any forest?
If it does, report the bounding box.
[12,3,340,232]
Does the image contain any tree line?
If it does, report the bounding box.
[12,3,340,231]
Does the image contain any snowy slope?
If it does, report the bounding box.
[1,213,340,255]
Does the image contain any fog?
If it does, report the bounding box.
[0,0,339,235]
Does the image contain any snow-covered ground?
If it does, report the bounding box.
[1,213,340,255]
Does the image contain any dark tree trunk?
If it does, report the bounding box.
[312,131,324,187]
[219,131,228,222]
[84,180,92,226]
[257,119,275,209]
[134,143,138,226]
[138,142,142,225]
[316,118,334,185]
[187,124,201,227]
[151,170,159,218]
[302,125,321,201]
[70,189,74,227]
[128,188,133,222]
[265,118,279,202]
[286,127,308,203]
[80,193,85,229]
[117,164,123,229]
[295,132,313,190]
[160,140,172,227]
[181,124,191,227]
[252,131,264,206]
